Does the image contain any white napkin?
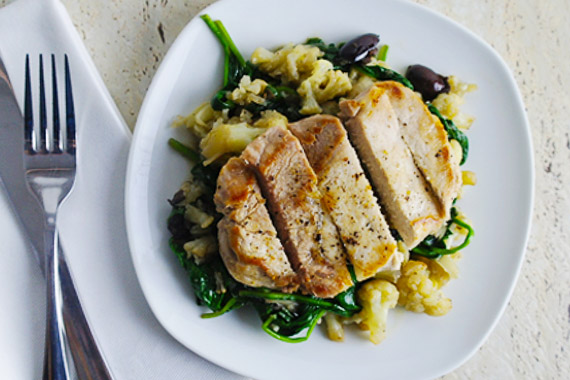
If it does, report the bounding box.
[0,0,247,378]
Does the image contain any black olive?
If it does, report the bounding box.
[167,212,191,241]
[338,33,379,65]
[168,189,186,206]
[405,64,450,101]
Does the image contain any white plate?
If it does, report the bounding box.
[125,0,534,379]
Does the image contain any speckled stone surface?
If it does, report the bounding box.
[2,0,568,378]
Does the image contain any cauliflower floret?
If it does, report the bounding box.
[184,204,215,229]
[199,122,266,165]
[253,110,288,129]
[180,179,205,204]
[297,59,352,115]
[324,313,345,342]
[396,260,452,316]
[355,279,399,344]
[433,253,462,280]
[173,102,224,138]
[431,75,477,130]
[251,43,323,84]
[227,75,268,106]
[183,235,217,264]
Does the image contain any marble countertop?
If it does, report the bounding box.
[3,0,568,378]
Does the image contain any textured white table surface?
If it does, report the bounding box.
[2,0,568,378]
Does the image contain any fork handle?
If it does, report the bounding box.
[43,227,71,380]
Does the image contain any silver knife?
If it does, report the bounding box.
[0,56,46,270]
[0,56,113,380]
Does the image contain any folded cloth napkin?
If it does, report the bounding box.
[0,0,246,378]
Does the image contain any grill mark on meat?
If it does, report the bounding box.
[289,115,401,281]
[241,125,352,298]
[340,87,445,248]
[214,157,298,291]
[373,81,462,217]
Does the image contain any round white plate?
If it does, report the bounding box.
[125,0,534,379]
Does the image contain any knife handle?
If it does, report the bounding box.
[58,241,114,380]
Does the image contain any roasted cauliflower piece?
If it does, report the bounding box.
[355,279,399,344]
[253,110,288,130]
[251,43,323,84]
[227,75,268,106]
[199,122,266,165]
[183,235,218,264]
[173,101,223,138]
[431,75,477,130]
[396,260,452,316]
[297,60,352,115]
[324,313,345,342]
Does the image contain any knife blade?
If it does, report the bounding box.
[0,56,113,380]
[0,56,46,271]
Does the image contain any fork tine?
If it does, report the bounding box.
[38,54,47,153]
[64,55,75,154]
[24,55,34,154]
[51,55,61,153]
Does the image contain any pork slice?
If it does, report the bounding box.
[289,115,402,281]
[373,81,462,216]
[340,89,445,248]
[241,125,353,298]
[215,157,298,291]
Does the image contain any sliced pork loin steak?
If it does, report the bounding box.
[289,115,402,281]
[340,87,446,248]
[358,81,461,217]
[215,157,299,291]
[241,125,353,298]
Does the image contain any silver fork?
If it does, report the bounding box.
[24,54,111,380]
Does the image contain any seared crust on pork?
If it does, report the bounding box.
[365,81,462,216]
[340,88,445,248]
[289,115,401,281]
[215,157,298,291]
[241,125,353,298]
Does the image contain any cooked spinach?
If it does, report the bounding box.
[167,138,200,162]
[201,15,250,90]
[201,15,252,111]
[168,137,219,191]
[355,64,414,90]
[411,207,474,259]
[428,104,469,165]
[170,238,237,311]
[203,16,304,120]
[240,84,303,121]
[305,37,345,69]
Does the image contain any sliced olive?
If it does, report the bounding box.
[405,64,450,101]
[338,33,379,64]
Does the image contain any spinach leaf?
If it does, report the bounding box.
[428,104,469,165]
[411,207,474,259]
[355,64,414,90]
[334,285,361,314]
[167,137,220,191]
[167,138,200,162]
[201,15,252,111]
[255,302,325,343]
[239,288,360,318]
[305,37,345,69]
[169,239,237,312]
[243,84,303,121]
